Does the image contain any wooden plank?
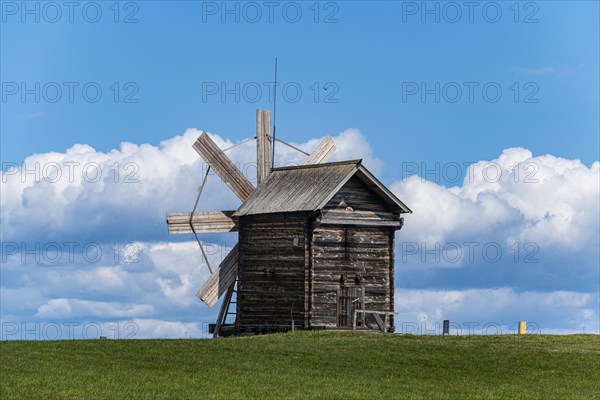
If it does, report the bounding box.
[372,312,384,332]
[324,176,392,213]
[167,211,237,234]
[304,136,335,165]
[193,133,254,201]
[256,109,272,185]
[304,225,311,329]
[233,161,358,216]
[196,244,239,308]
[321,209,396,220]
[389,228,395,332]
[317,218,402,228]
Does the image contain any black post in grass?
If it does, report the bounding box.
[442,320,450,335]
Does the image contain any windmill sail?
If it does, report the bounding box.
[196,243,239,308]
[167,211,238,234]
[168,112,337,312]
[193,133,254,201]
[304,136,336,165]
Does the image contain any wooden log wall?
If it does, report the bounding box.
[309,225,393,329]
[236,177,400,333]
[310,176,398,330]
[323,176,393,216]
[237,213,309,329]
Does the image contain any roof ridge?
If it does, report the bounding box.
[272,159,362,172]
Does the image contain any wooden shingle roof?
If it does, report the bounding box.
[233,160,411,216]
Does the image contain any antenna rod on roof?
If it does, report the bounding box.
[271,58,277,170]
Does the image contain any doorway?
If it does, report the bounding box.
[337,285,364,328]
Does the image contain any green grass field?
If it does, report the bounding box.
[1,332,599,399]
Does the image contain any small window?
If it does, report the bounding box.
[292,236,304,248]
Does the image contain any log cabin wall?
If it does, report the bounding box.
[237,213,309,330]
[309,176,397,330]
[324,176,390,214]
[310,225,394,330]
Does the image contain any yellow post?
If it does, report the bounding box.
[518,321,527,335]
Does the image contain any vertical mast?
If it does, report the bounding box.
[256,109,272,185]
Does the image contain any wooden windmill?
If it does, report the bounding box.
[167,110,336,337]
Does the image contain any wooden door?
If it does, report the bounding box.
[337,286,364,328]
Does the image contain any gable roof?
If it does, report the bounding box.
[233,160,412,217]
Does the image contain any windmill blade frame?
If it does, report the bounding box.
[193,132,255,201]
[304,136,336,165]
[194,133,337,308]
[166,110,337,337]
[167,211,238,234]
[196,244,239,308]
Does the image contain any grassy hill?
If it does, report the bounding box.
[1,331,598,399]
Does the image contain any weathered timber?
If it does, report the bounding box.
[213,281,236,338]
[237,213,307,329]
[234,161,358,216]
[167,211,237,234]
[304,136,336,165]
[193,132,254,201]
[388,228,396,332]
[310,223,394,329]
[169,136,411,335]
[235,161,411,217]
[233,169,404,332]
[196,243,239,308]
[256,109,272,185]
[317,218,402,228]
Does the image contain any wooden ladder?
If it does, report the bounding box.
[213,280,237,338]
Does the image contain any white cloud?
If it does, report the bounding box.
[0,318,207,340]
[1,240,229,318]
[330,129,383,173]
[395,288,599,334]
[146,241,227,307]
[391,148,600,251]
[127,318,205,339]
[1,130,598,337]
[36,298,154,319]
[1,128,379,243]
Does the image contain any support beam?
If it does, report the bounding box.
[167,211,238,234]
[304,136,336,165]
[256,109,272,185]
[193,133,255,201]
[196,243,239,308]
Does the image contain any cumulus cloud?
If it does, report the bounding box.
[146,241,225,307]
[391,147,599,249]
[1,128,380,243]
[1,240,227,316]
[390,148,599,298]
[1,129,598,337]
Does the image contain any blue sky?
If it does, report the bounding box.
[1,1,599,339]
